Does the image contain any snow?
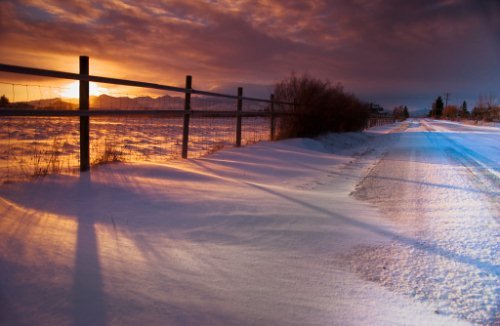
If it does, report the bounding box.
[0,119,498,325]
[350,119,499,324]
[0,116,270,183]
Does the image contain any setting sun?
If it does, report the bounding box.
[61,81,107,98]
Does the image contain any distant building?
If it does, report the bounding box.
[369,103,384,114]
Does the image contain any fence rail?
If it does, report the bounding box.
[0,56,293,174]
[0,109,294,118]
[0,56,396,182]
[366,115,395,128]
[0,63,289,104]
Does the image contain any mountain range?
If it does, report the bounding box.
[19,94,254,111]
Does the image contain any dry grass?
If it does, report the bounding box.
[205,141,226,156]
[31,138,63,178]
[92,140,125,166]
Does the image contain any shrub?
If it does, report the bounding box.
[273,73,370,139]
[471,95,499,122]
[442,105,458,120]
[92,140,125,166]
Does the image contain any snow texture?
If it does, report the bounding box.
[0,119,497,325]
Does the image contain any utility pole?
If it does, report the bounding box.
[444,92,450,108]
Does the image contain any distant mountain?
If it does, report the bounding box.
[14,98,79,110]
[90,94,184,110]
[409,108,430,117]
[15,95,181,110]
[12,94,264,112]
[90,94,248,111]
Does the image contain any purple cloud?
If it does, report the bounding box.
[0,0,499,111]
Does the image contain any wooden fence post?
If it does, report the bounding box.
[270,94,275,141]
[236,87,242,147]
[182,75,192,159]
[79,55,90,171]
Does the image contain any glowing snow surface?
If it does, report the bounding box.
[350,119,499,324]
[0,119,497,325]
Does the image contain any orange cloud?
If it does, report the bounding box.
[0,0,499,109]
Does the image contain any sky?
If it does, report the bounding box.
[0,0,499,113]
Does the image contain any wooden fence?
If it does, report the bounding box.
[366,115,395,128]
[0,56,293,172]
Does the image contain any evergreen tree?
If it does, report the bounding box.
[0,95,9,107]
[403,106,409,118]
[432,96,444,117]
[460,100,469,117]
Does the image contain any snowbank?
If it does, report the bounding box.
[0,125,476,325]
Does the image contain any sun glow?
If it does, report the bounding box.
[61,81,108,99]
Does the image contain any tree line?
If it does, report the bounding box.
[429,95,499,122]
[392,105,409,121]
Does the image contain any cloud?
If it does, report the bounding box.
[0,0,499,108]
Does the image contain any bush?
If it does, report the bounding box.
[471,105,499,122]
[471,95,499,122]
[273,73,370,139]
[442,105,458,120]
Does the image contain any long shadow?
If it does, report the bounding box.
[245,182,499,276]
[0,173,107,325]
[0,173,109,325]
[425,130,500,171]
[71,172,107,326]
[199,144,338,174]
[1,150,497,323]
[0,169,263,324]
[189,159,499,275]
[194,149,498,197]
[328,170,499,196]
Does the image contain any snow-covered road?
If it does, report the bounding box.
[351,119,499,324]
[0,119,497,325]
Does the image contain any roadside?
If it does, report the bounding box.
[348,119,499,325]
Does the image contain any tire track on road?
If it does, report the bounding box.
[345,120,499,325]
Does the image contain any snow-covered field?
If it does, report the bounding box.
[0,116,270,182]
[0,119,498,325]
